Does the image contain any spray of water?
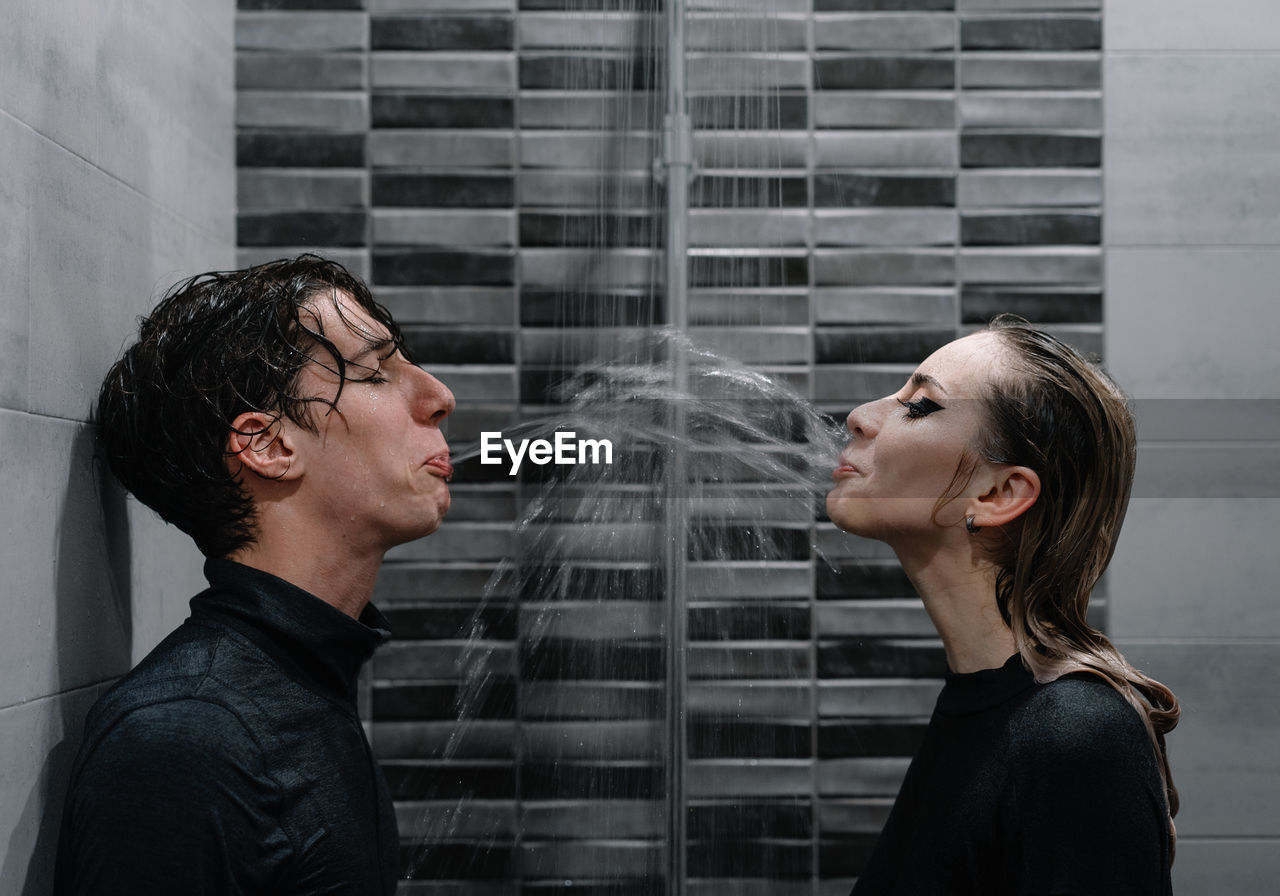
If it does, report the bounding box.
[403,329,847,884]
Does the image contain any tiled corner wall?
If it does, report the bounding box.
[236,0,1102,892]
[1,1,233,890]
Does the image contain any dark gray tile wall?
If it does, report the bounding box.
[236,1,1102,892]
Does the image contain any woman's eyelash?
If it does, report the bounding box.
[897,397,945,419]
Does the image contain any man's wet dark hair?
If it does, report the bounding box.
[96,254,405,558]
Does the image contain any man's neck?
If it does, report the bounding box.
[227,540,381,619]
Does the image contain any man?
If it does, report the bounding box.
[55,255,454,894]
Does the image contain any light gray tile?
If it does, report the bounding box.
[237,91,368,130]
[814,92,955,129]
[692,0,808,11]
[1133,445,1280,499]
[960,248,1101,284]
[816,757,911,797]
[238,170,367,209]
[690,290,810,326]
[371,53,515,91]
[815,210,957,248]
[0,414,132,706]
[521,132,656,169]
[814,14,955,51]
[815,288,956,325]
[236,12,367,52]
[817,601,936,637]
[688,14,809,51]
[1112,642,1280,836]
[1106,0,1280,51]
[689,209,809,248]
[1110,499,1280,640]
[695,132,810,169]
[688,53,810,90]
[15,133,232,418]
[370,130,515,168]
[958,170,1101,208]
[124,498,208,667]
[0,0,234,237]
[689,563,811,599]
[519,12,649,50]
[1107,54,1280,246]
[1106,249,1280,398]
[961,92,1100,129]
[0,684,113,894]
[814,131,957,168]
[686,326,810,363]
[373,209,515,247]
[961,53,1101,89]
[963,0,1097,7]
[372,0,512,9]
[1170,839,1280,895]
[688,760,811,797]
[817,680,940,717]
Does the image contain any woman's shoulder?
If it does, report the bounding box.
[1007,672,1155,770]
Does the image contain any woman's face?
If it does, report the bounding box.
[826,331,1006,545]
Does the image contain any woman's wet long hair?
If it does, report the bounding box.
[954,316,1180,845]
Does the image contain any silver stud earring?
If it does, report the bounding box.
[965,515,980,534]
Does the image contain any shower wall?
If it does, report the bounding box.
[235,0,1102,893]
[0,1,234,890]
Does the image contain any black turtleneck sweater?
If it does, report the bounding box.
[851,654,1173,896]
[55,559,398,895]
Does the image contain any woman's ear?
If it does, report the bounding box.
[970,465,1040,529]
[226,412,302,481]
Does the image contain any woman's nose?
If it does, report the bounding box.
[845,398,884,440]
[414,368,455,423]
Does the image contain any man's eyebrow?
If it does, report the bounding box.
[910,371,947,395]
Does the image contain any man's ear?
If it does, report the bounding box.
[226,412,302,481]
[969,465,1040,529]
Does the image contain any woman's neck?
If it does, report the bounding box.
[896,544,1018,674]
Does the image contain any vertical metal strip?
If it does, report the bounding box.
[662,1,692,894]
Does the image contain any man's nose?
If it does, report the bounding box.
[413,368,455,423]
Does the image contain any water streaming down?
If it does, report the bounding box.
[405,330,846,891]
[393,1,834,891]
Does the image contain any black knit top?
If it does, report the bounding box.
[851,654,1173,896]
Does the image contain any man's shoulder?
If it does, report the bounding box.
[80,618,278,757]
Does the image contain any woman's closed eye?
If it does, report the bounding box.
[897,396,945,420]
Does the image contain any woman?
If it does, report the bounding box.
[829,318,1178,895]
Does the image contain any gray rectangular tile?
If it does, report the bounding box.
[689,14,809,51]
[371,52,515,90]
[814,288,956,325]
[1106,54,1280,246]
[1113,642,1280,836]
[237,91,368,129]
[238,170,367,209]
[689,209,809,248]
[814,14,956,51]
[958,170,1100,207]
[961,52,1101,89]
[237,12,368,52]
[815,210,957,248]
[1106,248,1280,398]
[1107,0,1280,51]
[961,91,1100,129]
[376,287,515,325]
[814,131,957,168]
[1170,839,1280,895]
[688,53,810,91]
[960,247,1101,284]
[814,92,956,129]
[237,51,366,89]
[1110,498,1280,640]
[370,130,515,168]
[373,209,515,247]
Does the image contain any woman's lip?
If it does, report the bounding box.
[425,454,453,480]
[833,463,858,480]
